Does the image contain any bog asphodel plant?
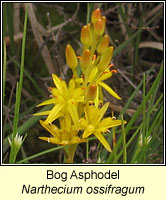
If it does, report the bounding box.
[34,8,127,163]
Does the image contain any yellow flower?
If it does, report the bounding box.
[96,46,114,72]
[34,74,84,127]
[97,68,121,100]
[79,102,127,152]
[39,118,86,146]
[88,65,121,103]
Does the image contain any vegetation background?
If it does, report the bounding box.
[2,2,164,164]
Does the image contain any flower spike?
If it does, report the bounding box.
[35,7,127,161]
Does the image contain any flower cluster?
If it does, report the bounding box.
[34,8,126,162]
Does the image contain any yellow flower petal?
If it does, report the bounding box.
[59,114,71,132]
[39,137,60,144]
[40,120,60,137]
[70,136,80,144]
[82,124,95,138]
[50,88,59,97]
[85,104,100,124]
[94,85,99,108]
[67,102,79,128]
[79,139,87,143]
[75,77,83,84]
[79,118,88,129]
[71,88,84,101]
[68,78,76,91]
[99,85,104,103]
[98,70,112,82]
[70,137,87,144]
[52,74,64,94]
[70,127,78,137]
[96,102,109,124]
[61,131,71,145]
[65,114,72,132]
[75,96,84,102]
[98,81,121,99]
[94,131,112,152]
[37,98,56,107]
[45,103,65,124]
[62,80,68,94]
[99,117,127,129]
[97,46,113,71]
[88,67,98,82]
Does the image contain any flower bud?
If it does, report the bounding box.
[97,46,114,71]
[97,35,110,54]
[94,16,106,36]
[86,84,97,101]
[91,8,101,24]
[80,24,92,47]
[81,49,92,69]
[65,44,78,69]
[101,16,106,29]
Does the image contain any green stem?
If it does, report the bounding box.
[121,114,127,164]
[72,68,78,79]
[112,127,117,163]
[64,144,77,163]
[142,73,146,146]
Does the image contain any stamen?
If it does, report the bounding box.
[93,54,97,61]
[49,95,54,98]
[111,69,117,73]
[48,87,53,91]
[77,56,82,60]
[108,63,114,68]
[111,111,116,119]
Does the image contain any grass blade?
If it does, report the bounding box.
[3,41,7,105]
[17,145,64,164]
[9,5,28,163]
[106,62,163,163]
[6,3,15,55]
[121,114,127,163]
